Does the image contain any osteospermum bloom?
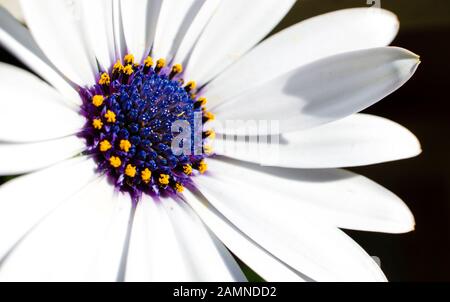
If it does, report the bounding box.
[0,0,421,282]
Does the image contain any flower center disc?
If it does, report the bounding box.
[79,54,214,200]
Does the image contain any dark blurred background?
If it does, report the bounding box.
[1,0,449,281]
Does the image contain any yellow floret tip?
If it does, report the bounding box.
[198,160,208,174]
[104,110,116,123]
[123,64,134,75]
[119,139,132,152]
[204,111,215,121]
[185,81,196,90]
[172,64,183,74]
[92,95,104,107]
[99,73,110,85]
[109,156,121,168]
[159,174,170,185]
[203,144,213,155]
[124,54,134,65]
[113,60,124,72]
[99,140,112,152]
[197,97,207,106]
[175,183,184,193]
[92,119,103,130]
[183,164,193,175]
[125,164,137,178]
[156,58,166,69]
[205,130,216,140]
[141,168,152,183]
[144,56,154,67]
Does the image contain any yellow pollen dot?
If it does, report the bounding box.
[123,64,134,75]
[119,139,132,152]
[92,119,103,130]
[113,60,124,71]
[204,111,215,121]
[175,183,184,193]
[99,73,110,85]
[205,130,216,140]
[124,54,134,65]
[198,160,208,174]
[92,95,104,107]
[183,164,193,175]
[104,110,116,123]
[156,58,166,69]
[204,144,213,155]
[109,156,122,168]
[185,81,196,90]
[144,56,154,67]
[141,168,152,183]
[197,97,207,106]
[125,164,137,178]
[99,140,112,152]
[159,174,170,186]
[172,64,183,74]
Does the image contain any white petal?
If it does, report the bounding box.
[214,47,420,135]
[0,156,96,262]
[0,6,79,102]
[125,195,186,281]
[162,198,246,281]
[206,8,400,107]
[19,0,98,86]
[173,0,221,65]
[152,0,205,61]
[112,0,127,60]
[121,0,161,63]
[205,157,415,234]
[0,136,85,175]
[195,162,388,281]
[0,176,132,282]
[214,114,421,168]
[0,0,24,21]
[0,63,84,142]
[183,189,308,282]
[125,196,244,281]
[80,0,116,71]
[185,0,295,84]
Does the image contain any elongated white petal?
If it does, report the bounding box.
[0,63,84,142]
[0,6,79,102]
[0,0,23,21]
[206,8,400,107]
[152,0,204,61]
[214,47,420,134]
[205,158,415,234]
[80,0,116,71]
[0,157,97,262]
[174,0,221,65]
[125,195,188,281]
[126,195,244,281]
[0,136,85,175]
[0,177,132,282]
[162,198,246,281]
[195,161,388,281]
[19,0,98,86]
[121,0,162,63]
[183,189,307,282]
[214,114,421,168]
[185,0,295,84]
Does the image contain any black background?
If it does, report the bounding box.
[1,0,449,281]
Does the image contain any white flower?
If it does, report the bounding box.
[0,0,421,282]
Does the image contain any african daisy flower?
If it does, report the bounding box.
[0,0,420,282]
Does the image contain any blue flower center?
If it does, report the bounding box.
[78,55,214,200]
